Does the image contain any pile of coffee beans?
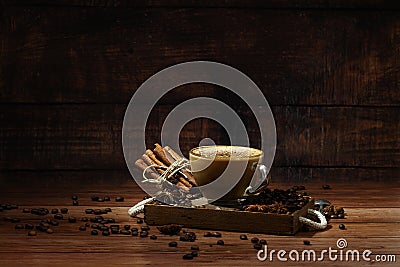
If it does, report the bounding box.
[323,205,345,219]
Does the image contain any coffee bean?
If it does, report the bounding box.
[12,218,21,223]
[0,207,3,212]
[124,225,131,230]
[107,218,115,223]
[46,228,54,234]
[85,209,94,214]
[150,234,157,240]
[191,251,198,257]
[140,231,149,238]
[72,195,78,200]
[115,196,124,202]
[330,214,338,219]
[28,230,37,236]
[36,225,48,232]
[91,230,98,235]
[131,227,138,231]
[68,217,77,223]
[131,230,138,236]
[25,223,34,229]
[299,185,306,190]
[51,209,58,214]
[203,232,212,237]
[94,215,103,221]
[120,229,131,235]
[254,243,262,250]
[97,198,104,202]
[85,223,90,227]
[40,222,50,228]
[182,254,193,260]
[100,220,108,225]
[339,224,346,230]
[102,230,110,236]
[94,209,103,215]
[91,224,99,229]
[15,224,24,229]
[72,200,79,206]
[10,204,18,209]
[191,246,199,251]
[338,213,345,219]
[104,196,110,201]
[79,225,86,231]
[217,240,224,245]
[251,237,259,244]
[212,232,222,238]
[322,185,331,190]
[169,241,178,247]
[81,217,88,222]
[110,224,119,229]
[303,240,311,245]
[180,231,196,242]
[60,208,68,214]
[112,228,120,234]
[136,218,143,224]
[4,217,13,222]
[22,208,30,213]
[259,239,267,245]
[140,226,150,231]
[91,196,99,201]
[240,234,248,240]
[105,208,112,213]
[100,226,108,231]
[49,220,59,226]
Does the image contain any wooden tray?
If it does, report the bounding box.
[144,198,314,235]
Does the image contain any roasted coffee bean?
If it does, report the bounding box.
[191,251,198,257]
[140,226,150,231]
[49,220,59,226]
[91,224,99,229]
[40,222,50,228]
[89,218,98,223]
[91,230,98,235]
[120,229,131,235]
[112,228,120,234]
[91,196,99,201]
[168,241,178,247]
[51,209,58,214]
[98,223,105,228]
[85,223,90,227]
[107,218,115,223]
[15,224,24,229]
[60,208,68,214]
[25,223,34,229]
[259,239,267,245]
[104,196,110,201]
[182,254,194,260]
[330,214,338,219]
[110,224,119,229]
[254,243,262,250]
[12,218,21,223]
[72,200,79,206]
[339,224,346,230]
[81,217,88,222]
[97,198,104,202]
[85,209,94,214]
[322,184,331,190]
[203,232,212,237]
[303,240,311,245]
[10,204,18,209]
[251,237,259,244]
[79,225,86,231]
[4,217,13,222]
[100,226,109,231]
[94,209,103,215]
[216,240,224,245]
[124,225,131,230]
[180,231,196,242]
[46,228,54,234]
[240,234,248,240]
[140,231,149,238]
[5,205,12,210]
[68,217,77,223]
[94,215,103,221]
[36,225,48,232]
[212,232,221,237]
[131,230,138,236]
[102,230,110,236]
[299,185,306,190]
[150,234,157,240]
[136,218,143,224]
[30,209,39,215]
[100,220,108,225]
[0,207,3,212]
[72,195,78,200]
[338,213,345,219]
[28,230,37,236]
[22,208,30,213]
[105,208,112,213]
[191,246,199,251]
[115,196,125,202]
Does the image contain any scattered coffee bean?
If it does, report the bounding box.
[339,224,346,230]
[85,209,94,214]
[40,222,50,228]
[91,230,98,235]
[169,241,178,247]
[100,220,108,225]
[338,213,345,219]
[191,251,198,257]
[131,230,138,236]
[51,209,58,214]
[94,209,103,215]
[157,224,182,235]
[322,185,331,190]
[15,224,24,229]
[72,200,79,206]
[217,240,224,245]
[110,224,119,229]
[140,231,149,238]
[28,230,37,236]
[254,243,262,250]
[112,228,120,234]
[115,196,124,202]
[0,207,3,212]
[60,208,68,214]
[204,232,212,237]
[105,208,112,213]
[91,196,99,201]
[212,232,222,238]
[4,217,13,222]
[102,230,110,236]
[68,216,77,223]
[22,208,30,213]
[100,226,109,231]
[91,224,99,229]
[330,214,338,219]
[10,204,18,209]
[72,195,78,200]
[36,225,48,232]
[251,237,259,244]
[12,218,21,223]
[240,234,248,240]
[46,228,54,234]
[259,239,267,245]
[180,231,196,242]
[140,226,150,231]
[303,240,311,245]
[97,198,104,202]
[94,216,103,221]
[191,246,199,251]
[85,223,90,227]
[120,229,131,235]
[124,225,131,230]
[49,220,59,226]
[81,217,88,222]
[150,234,157,240]
[182,253,193,260]
[107,218,115,223]
[104,196,110,201]
[25,223,34,229]
[136,218,143,224]
[79,225,86,231]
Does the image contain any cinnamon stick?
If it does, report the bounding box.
[146,149,166,167]
[164,146,198,187]
[153,143,172,165]
[135,159,160,180]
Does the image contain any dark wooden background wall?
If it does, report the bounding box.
[0,0,399,186]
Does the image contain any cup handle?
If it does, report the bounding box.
[245,164,271,195]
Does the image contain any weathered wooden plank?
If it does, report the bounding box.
[0,7,398,105]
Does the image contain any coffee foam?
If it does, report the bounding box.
[191,146,261,160]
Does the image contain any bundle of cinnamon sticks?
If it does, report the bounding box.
[134,144,198,190]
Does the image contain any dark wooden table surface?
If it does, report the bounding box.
[0,177,398,266]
